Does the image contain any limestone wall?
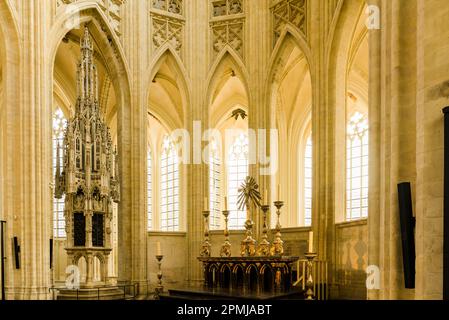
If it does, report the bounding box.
[335,220,368,300]
[147,232,187,291]
[415,0,447,300]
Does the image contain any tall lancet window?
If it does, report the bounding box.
[53,108,67,238]
[147,148,153,230]
[209,139,221,230]
[160,136,179,231]
[304,135,312,227]
[346,112,369,221]
[228,133,249,229]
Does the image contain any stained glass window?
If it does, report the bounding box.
[346,112,369,221]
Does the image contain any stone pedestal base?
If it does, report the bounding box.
[55,286,127,300]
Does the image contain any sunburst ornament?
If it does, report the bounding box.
[237,176,262,211]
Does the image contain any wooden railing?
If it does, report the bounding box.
[293,259,328,300]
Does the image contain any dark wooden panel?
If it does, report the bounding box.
[73,212,86,247]
[92,213,104,247]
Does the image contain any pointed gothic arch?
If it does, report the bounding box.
[47,6,137,290]
[326,0,368,223]
[206,47,250,109]
[49,5,132,119]
[266,29,313,228]
[267,26,313,91]
[146,46,191,130]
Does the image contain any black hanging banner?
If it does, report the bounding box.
[397,182,416,289]
[443,107,449,300]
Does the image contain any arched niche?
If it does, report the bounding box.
[205,50,250,228]
[327,0,369,223]
[146,48,190,233]
[76,256,87,284]
[48,5,132,285]
[48,6,131,160]
[247,265,259,292]
[233,264,245,289]
[147,47,190,130]
[220,264,231,288]
[267,31,313,228]
[261,264,274,292]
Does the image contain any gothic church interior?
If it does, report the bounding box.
[0,0,447,300]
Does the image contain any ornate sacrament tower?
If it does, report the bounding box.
[55,26,120,288]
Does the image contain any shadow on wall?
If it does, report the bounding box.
[335,227,368,300]
[283,240,308,258]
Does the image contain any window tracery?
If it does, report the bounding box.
[228,133,248,229]
[160,136,180,231]
[346,112,369,221]
[304,135,312,227]
[209,139,221,230]
[53,108,67,238]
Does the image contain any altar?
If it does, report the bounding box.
[157,178,317,300]
[198,256,299,293]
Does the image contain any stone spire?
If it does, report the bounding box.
[77,25,99,109]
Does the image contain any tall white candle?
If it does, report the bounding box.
[156,241,162,256]
[204,197,209,211]
[224,196,228,211]
[277,184,281,201]
[264,189,268,206]
[308,231,314,253]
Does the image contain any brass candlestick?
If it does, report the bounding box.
[220,210,232,257]
[241,208,257,257]
[154,255,164,299]
[200,210,211,257]
[304,252,317,300]
[257,205,271,256]
[270,201,284,256]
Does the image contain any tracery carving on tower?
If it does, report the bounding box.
[272,0,307,46]
[210,0,245,60]
[212,0,243,17]
[152,0,183,15]
[55,26,120,287]
[150,0,185,58]
[57,0,125,37]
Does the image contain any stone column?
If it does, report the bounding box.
[415,0,447,300]
[247,0,271,240]
[2,0,53,300]
[385,0,417,300]
[185,0,208,282]
[117,0,149,295]
[367,0,381,301]
[85,254,93,288]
